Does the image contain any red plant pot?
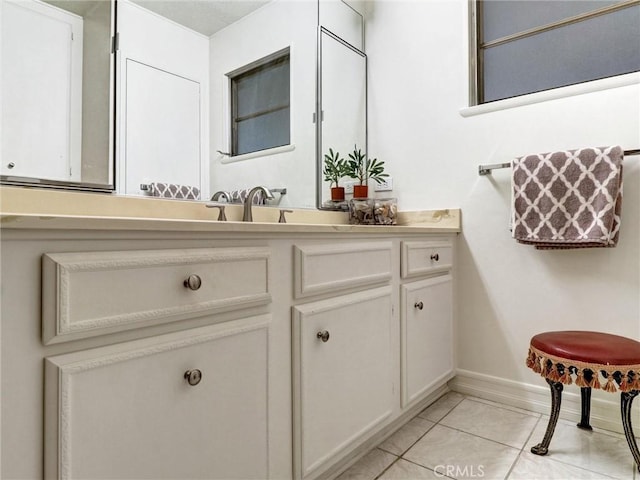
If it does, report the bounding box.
[331,187,345,201]
[353,185,368,198]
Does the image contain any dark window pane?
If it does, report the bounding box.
[482,0,621,43]
[230,52,290,155]
[482,5,640,102]
[235,58,290,117]
[236,108,290,156]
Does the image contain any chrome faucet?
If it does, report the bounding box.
[242,186,274,222]
[210,190,231,202]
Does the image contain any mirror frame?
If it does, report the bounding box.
[0,0,117,192]
[315,24,367,210]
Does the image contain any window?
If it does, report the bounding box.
[229,49,290,156]
[472,0,640,104]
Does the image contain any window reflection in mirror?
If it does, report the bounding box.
[209,0,317,209]
[121,0,317,208]
[1,0,115,189]
[229,49,291,157]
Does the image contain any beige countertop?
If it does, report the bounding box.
[0,186,460,234]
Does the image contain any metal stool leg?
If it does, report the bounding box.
[532,378,563,456]
[577,387,593,430]
[621,390,640,473]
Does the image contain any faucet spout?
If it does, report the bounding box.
[243,186,274,222]
[211,191,231,202]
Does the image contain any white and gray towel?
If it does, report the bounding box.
[512,146,623,249]
[149,182,201,200]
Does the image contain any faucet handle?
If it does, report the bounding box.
[279,209,293,223]
[206,204,227,221]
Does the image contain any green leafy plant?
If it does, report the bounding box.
[345,145,389,185]
[323,148,347,187]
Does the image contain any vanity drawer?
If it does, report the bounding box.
[42,247,271,344]
[293,241,392,298]
[401,241,452,279]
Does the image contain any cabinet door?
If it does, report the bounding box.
[401,275,453,407]
[2,0,83,181]
[44,316,269,480]
[292,286,393,479]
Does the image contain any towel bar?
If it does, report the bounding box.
[142,184,287,196]
[478,148,640,176]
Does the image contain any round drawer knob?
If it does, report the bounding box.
[184,369,202,386]
[430,253,440,261]
[317,330,330,342]
[414,301,424,310]
[183,274,202,291]
[7,162,15,169]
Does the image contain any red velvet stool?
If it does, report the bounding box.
[527,331,640,471]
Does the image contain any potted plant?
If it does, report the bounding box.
[323,148,347,201]
[345,145,389,198]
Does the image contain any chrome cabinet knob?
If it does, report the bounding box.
[430,253,439,261]
[7,162,15,169]
[184,369,202,386]
[183,274,202,291]
[414,301,424,310]
[317,330,330,342]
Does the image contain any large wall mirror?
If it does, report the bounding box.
[317,23,366,209]
[118,0,319,208]
[1,0,367,211]
[1,0,115,190]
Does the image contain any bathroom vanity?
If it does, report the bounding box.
[0,188,459,479]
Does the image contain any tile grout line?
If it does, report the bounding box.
[372,452,400,480]
[464,396,544,419]
[379,417,438,456]
[433,423,528,452]
[375,392,467,479]
[394,456,457,480]
[504,414,544,479]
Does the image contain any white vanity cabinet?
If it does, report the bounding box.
[0,213,458,480]
[291,242,395,480]
[400,241,454,408]
[0,235,282,480]
[44,316,269,480]
[38,246,272,480]
[292,287,394,480]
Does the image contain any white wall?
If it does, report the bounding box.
[209,0,316,209]
[366,0,640,404]
[117,0,209,198]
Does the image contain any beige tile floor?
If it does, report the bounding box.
[336,392,639,480]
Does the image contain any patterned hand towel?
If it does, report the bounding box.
[512,146,623,249]
[149,182,200,200]
[229,189,266,205]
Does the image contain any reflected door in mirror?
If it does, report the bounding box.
[1,0,114,189]
[117,0,208,198]
[123,60,201,196]
[319,29,366,208]
[2,0,83,181]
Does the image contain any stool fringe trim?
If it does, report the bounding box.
[526,346,640,393]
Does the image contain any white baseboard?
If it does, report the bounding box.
[449,369,630,435]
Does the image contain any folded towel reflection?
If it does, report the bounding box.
[512,146,623,249]
[149,182,200,200]
[229,189,266,205]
